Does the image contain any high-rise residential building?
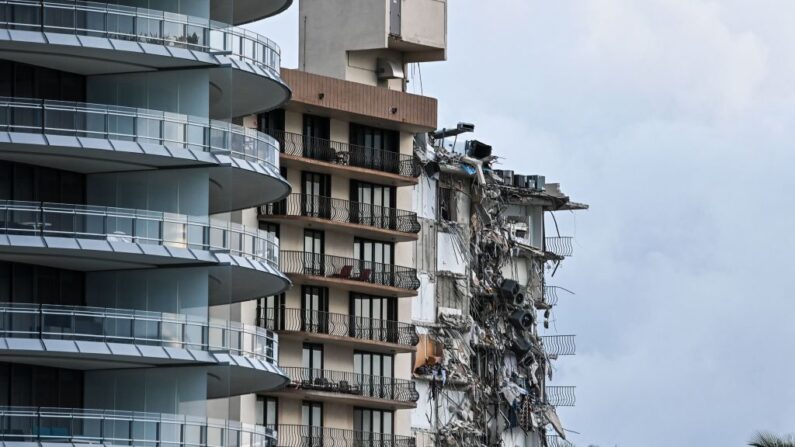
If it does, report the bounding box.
[0,1,294,446]
[253,1,446,445]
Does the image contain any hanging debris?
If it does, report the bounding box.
[411,128,588,447]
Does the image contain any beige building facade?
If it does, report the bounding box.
[239,1,447,444]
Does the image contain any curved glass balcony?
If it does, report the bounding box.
[0,406,276,447]
[0,302,279,364]
[0,0,281,75]
[0,200,279,268]
[223,0,293,25]
[0,97,279,170]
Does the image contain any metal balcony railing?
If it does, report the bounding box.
[546,435,575,447]
[545,237,574,257]
[270,425,415,447]
[280,251,420,291]
[540,335,576,357]
[0,97,279,171]
[0,0,281,74]
[281,367,419,403]
[258,307,418,347]
[545,386,576,407]
[269,130,420,178]
[543,285,560,306]
[0,406,275,446]
[0,200,280,268]
[0,302,279,363]
[260,194,420,234]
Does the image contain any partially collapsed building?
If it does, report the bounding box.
[410,131,587,447]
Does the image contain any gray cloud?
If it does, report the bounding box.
[250,2,795,444]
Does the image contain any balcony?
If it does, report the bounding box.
[0,406,276,447]
[0,200,289,301]
[273,367,418,409]
[220,0,293,25]
[0,0,289,115]
[546,435,575,447]
[271,425,415,447]
[545,236,574,257]
[258,308,417,353]
[545,386,576,407]
[260,194,419,242]
[0,97,289,212]
[0,302,288,395]
[270,130,420,186]
[540,335,576,357]
[280,251,419,297]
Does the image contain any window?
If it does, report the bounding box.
[256,396,278,428]
[301,172,331,218]
[353,238,394,285]
[354,408,393,443]
[0,261,84,305]
[301,286,328,333]
[438,187,457,222]
[350,293,397,342]
[351,181,395,228]
[303,229,325,275]
[258,109,285,133]
[302,343,323,370]
[0,363,83,407]
[301,401,324,446]
[0,60,86,101]
[258,293,284,330]
[354,352,394,399]
[262,168,289,215]
[302,344,325,388]
[259,221,280,240]
[349,123,399,173]
[0,161,85,204]
[302,114,331,160]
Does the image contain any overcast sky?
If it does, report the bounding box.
[249,2,795,445]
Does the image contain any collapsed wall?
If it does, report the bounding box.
[410,133,587,447]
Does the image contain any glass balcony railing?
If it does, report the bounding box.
[0,406,276,447]
[0,200,280,268]
[280,367,419,404]
[279,251,419,291]
[270,425,415,447]
[258,307,418,348]
[0,96,279,171]
[0,302,279,364]
[0,0,281,74]
[269,130,420,178]
[260,194,420,234]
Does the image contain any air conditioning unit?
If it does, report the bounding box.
[513,175,528,188]
[528,175,546,191]
[376,58,404,80]
[465,140,492,159]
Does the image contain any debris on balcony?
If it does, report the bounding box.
[410,128,587,446]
